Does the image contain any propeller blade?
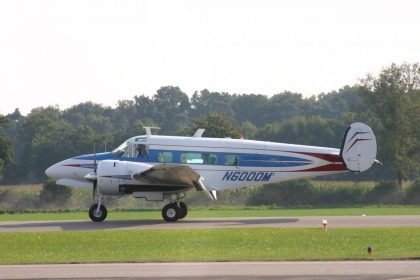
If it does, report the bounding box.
[92,180,97,200]
[93,141,97,173]
[92,140,97,201]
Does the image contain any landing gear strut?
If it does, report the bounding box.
[161,201,188,222]
[89,195,107,222]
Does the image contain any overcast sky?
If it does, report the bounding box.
[0,0,419,115]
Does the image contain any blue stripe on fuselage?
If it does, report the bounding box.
[73,152,115,160]
[71,150,313,168]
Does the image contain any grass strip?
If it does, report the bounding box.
[0,227,419,264]
[1,206,420,221]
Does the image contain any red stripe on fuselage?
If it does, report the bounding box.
[346,138,371,153]
[290,152,342,163]
[63,164,82,167]
[287,151,347,172]
[291,163,347,172]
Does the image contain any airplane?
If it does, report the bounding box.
[45,122,378,222]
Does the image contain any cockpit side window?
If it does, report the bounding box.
[135,144,149,158]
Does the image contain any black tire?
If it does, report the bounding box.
[162,203,179,222]
[89,204,107,222]
[178,201,188,219]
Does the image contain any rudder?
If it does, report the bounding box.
[340,122,377,172]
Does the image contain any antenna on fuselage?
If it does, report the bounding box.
[193,128,205,138]
[144,127,160,136]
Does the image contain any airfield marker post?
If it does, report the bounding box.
[322,220,328,230]
[368,246,373,256]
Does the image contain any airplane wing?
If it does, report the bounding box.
[132,164,215,198]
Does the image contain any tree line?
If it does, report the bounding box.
[0,62,419,185]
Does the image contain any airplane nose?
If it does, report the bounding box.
[45,164,59,179]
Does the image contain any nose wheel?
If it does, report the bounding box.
[162,201,188,222]
[89,204,107,222]
[89,196,107,222]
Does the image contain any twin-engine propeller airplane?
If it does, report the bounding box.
[46,122,378,222]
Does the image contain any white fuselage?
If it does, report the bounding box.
[46,134,348,193]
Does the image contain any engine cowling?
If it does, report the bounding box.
[97,160,153,195]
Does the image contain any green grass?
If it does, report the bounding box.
[1,206,420,221]
[0,228,419,264]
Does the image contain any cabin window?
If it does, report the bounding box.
[224,154,239,166]
[181,152,217,165]
[158,152,173,163]
[204,153,217,165]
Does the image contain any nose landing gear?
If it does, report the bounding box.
[89,195,108,222]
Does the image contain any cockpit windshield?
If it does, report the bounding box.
[112,141,131,157]
[111,140,149,158]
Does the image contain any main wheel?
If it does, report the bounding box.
[89,204,107,222]
[178,201,188,219]
[162,203,179,222]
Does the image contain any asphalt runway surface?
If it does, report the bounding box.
[0,215,419,232]
[2,261,420,280]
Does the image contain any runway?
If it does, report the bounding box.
[0,215,419,232]
[2,261,420,279]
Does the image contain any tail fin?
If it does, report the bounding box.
[340,122,377,172]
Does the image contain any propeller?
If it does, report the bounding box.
[84,141,98,201]
[92,141,97,200]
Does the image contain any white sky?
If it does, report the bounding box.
[0,0,419,115]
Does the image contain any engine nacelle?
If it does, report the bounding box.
[97,160,153,195]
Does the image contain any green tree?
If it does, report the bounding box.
[0,114,14,180]
[359,62,420,185]
[240,121,258,139]
[191,89,235,119]
[153,86,191,134]
[187,112,241,138]
[40,180,72,204]
[258,115,352,147]
[230,94,269,126]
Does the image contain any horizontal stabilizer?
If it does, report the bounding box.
[340,122,377,172]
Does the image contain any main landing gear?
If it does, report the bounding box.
[162,201,188,222]
[88,194,188,223]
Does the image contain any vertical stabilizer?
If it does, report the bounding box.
[340,122,377,172]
